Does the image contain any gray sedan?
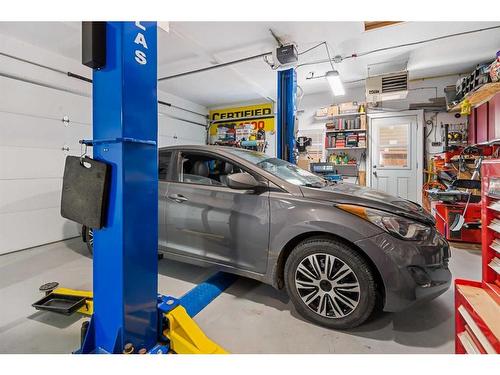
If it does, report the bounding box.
[84,145,451,329]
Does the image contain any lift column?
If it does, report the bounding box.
[276,68,297,163]
[81,21,158,353]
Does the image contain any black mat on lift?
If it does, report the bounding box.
[61,156,110,229]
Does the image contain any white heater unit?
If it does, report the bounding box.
[366,71,408,102]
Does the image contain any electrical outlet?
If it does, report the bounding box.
[431,141,442,147]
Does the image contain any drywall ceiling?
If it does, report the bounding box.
[0,21,499,108]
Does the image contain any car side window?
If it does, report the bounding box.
[178,152,241,187]
[158,150,172,181]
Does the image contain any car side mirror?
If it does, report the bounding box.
[226,173,259,190]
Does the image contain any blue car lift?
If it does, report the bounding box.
[34,22,236,354]
[276,68,297,163]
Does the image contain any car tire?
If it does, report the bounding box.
[85,226,93,255]
[284,236,377,329]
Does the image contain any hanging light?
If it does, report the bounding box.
[326,70,345,96]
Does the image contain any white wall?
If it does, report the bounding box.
[297,75,464,161]
[0,34,207,255]
[298,76,460,128]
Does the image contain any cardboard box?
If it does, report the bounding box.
[297,151,322,171]
[327,105,340,116]
[360,114,367,130]
[297,158,311,171]
[339,101,360,114]
[316,107,329,117]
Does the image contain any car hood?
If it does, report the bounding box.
[300,183,435,225]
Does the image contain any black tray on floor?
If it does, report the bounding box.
[32,293,86,316]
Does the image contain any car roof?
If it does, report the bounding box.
[158,144,303,195]
[159,144,256,155]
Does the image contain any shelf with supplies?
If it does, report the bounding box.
[448,82,500,112]
[324,114,367,132]
[315,112,366,121]
[321,163,358,167]
[325,131,367,150]
[315,102,367,119]
[326,128,367,134]
[323,108,367,150]
[454,159,500,355]
[326,147,366,151]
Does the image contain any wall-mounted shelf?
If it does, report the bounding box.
[315,112,365,121]
[326,128,367,134]
[325,164,358,167]
[326,147,366,151]
[449,82,500,112]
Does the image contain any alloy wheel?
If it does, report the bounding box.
[294,253,361,319]
[88,228,93,248]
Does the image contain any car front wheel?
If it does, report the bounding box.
[284,237,377,329]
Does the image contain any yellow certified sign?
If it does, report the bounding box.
[209,103,275,135]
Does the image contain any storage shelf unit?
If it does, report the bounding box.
[326,128,367,134]
[322,111,367,149]
[325,147,366,151]
[315,112,364,121]
[455,158,500,354]
[317,109,368,185]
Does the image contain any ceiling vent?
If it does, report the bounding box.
[366,71,409,102]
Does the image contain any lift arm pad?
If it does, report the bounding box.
[164,306,228,354]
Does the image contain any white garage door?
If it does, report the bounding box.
[0,76,91,254]
[158,111,207,147]
[0,76,207,255]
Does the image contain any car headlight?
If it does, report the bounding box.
[337,204,431,241]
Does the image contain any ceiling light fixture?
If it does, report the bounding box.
[325,70,345,96]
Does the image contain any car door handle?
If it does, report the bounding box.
[168,194,188,203]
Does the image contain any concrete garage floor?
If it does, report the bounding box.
[0,238,481,354]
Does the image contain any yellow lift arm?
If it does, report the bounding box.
[36,288,227,354]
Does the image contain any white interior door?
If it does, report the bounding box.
[369,113,423,204]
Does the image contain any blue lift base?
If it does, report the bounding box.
[77,272,237,354]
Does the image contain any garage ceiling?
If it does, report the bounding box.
[0,21,499,108]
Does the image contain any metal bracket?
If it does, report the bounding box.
[79,138,157,146]
[158,295,180,314]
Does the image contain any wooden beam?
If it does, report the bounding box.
[364,21,402,31]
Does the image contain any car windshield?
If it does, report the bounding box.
[226,148,327,188]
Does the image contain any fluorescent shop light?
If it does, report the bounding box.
[326,70,345,96]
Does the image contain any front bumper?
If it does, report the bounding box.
[355,229,452,312]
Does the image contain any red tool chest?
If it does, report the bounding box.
[454,159,500,354]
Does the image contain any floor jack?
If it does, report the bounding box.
[31,22,237,354]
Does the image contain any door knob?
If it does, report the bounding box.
[373,171,377,177]
[168,194,188,203]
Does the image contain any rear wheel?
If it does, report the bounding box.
[284,237,377,329]
[84,226,93,255]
